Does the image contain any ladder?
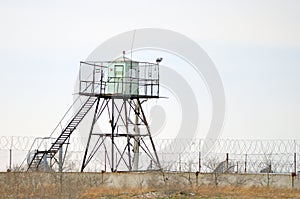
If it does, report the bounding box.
[27,96,97,171]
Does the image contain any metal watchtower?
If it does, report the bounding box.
[79,55,162,171]
[24,53,162,172]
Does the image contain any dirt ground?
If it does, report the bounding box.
[78,186,300,199]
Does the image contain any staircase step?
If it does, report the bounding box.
[27,97,97,170]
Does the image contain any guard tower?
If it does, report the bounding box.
[24,54,162,172]
[79,55,162,171]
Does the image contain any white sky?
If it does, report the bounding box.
[0,0,300,139]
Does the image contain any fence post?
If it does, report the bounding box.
[226,153,229,173]
[9,149,12,171]
[179,154,181,172]
[244,154,247,173]
[9,136,13,171]
[292,172,296,189]
[294,140,297,174]
[198,139,201,172]
[59,145,63,172]
[198,152,201,172]
[104,149,107,172]
[294,152,297,174]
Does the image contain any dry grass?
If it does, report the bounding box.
[1,172,300,198]
[78,186,300,199]
[78,187,152,199]
[192,186,300,198]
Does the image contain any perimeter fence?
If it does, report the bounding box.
[0,136,299,174]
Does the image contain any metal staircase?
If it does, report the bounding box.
[27,96,97,171]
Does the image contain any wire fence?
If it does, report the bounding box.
[1,136,299,174]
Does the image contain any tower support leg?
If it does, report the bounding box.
[124,99,132,171]
[81,97,101,172]
[133,99,140,170]
[111,98,115,171]
[137,99,162,170]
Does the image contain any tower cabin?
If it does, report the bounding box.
[79,56,159,98]
[107,57,139,95]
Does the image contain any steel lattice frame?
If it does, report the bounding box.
[80,97,162,172]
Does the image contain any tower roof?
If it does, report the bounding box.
[113,56,135,63]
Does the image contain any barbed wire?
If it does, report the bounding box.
[1,136,299,173]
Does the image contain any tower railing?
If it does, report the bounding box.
[79,61,159,98]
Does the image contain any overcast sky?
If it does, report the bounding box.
[0,0,300,139]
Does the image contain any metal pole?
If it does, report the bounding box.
[59,145,63,172]
[124,99,132,171]
[226,153,229,173]
[133,99,140,170]
[104,148,107,172]
[198,151,201,172]
[157,63,160,96]
[292,174,295,189]
[92,64,95,94]
[244,154,247,173]
[9,136,13,171]
[79,62,81,93]
[294,152,297,174]
[111,98,115,172]
[81,97,101,172]
[179,154,181,172]
[43,154,47,172]
[116,152,118,170]
[9,149,12,171]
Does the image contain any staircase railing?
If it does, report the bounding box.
[20,93,92,171]
[18,137,53,171]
